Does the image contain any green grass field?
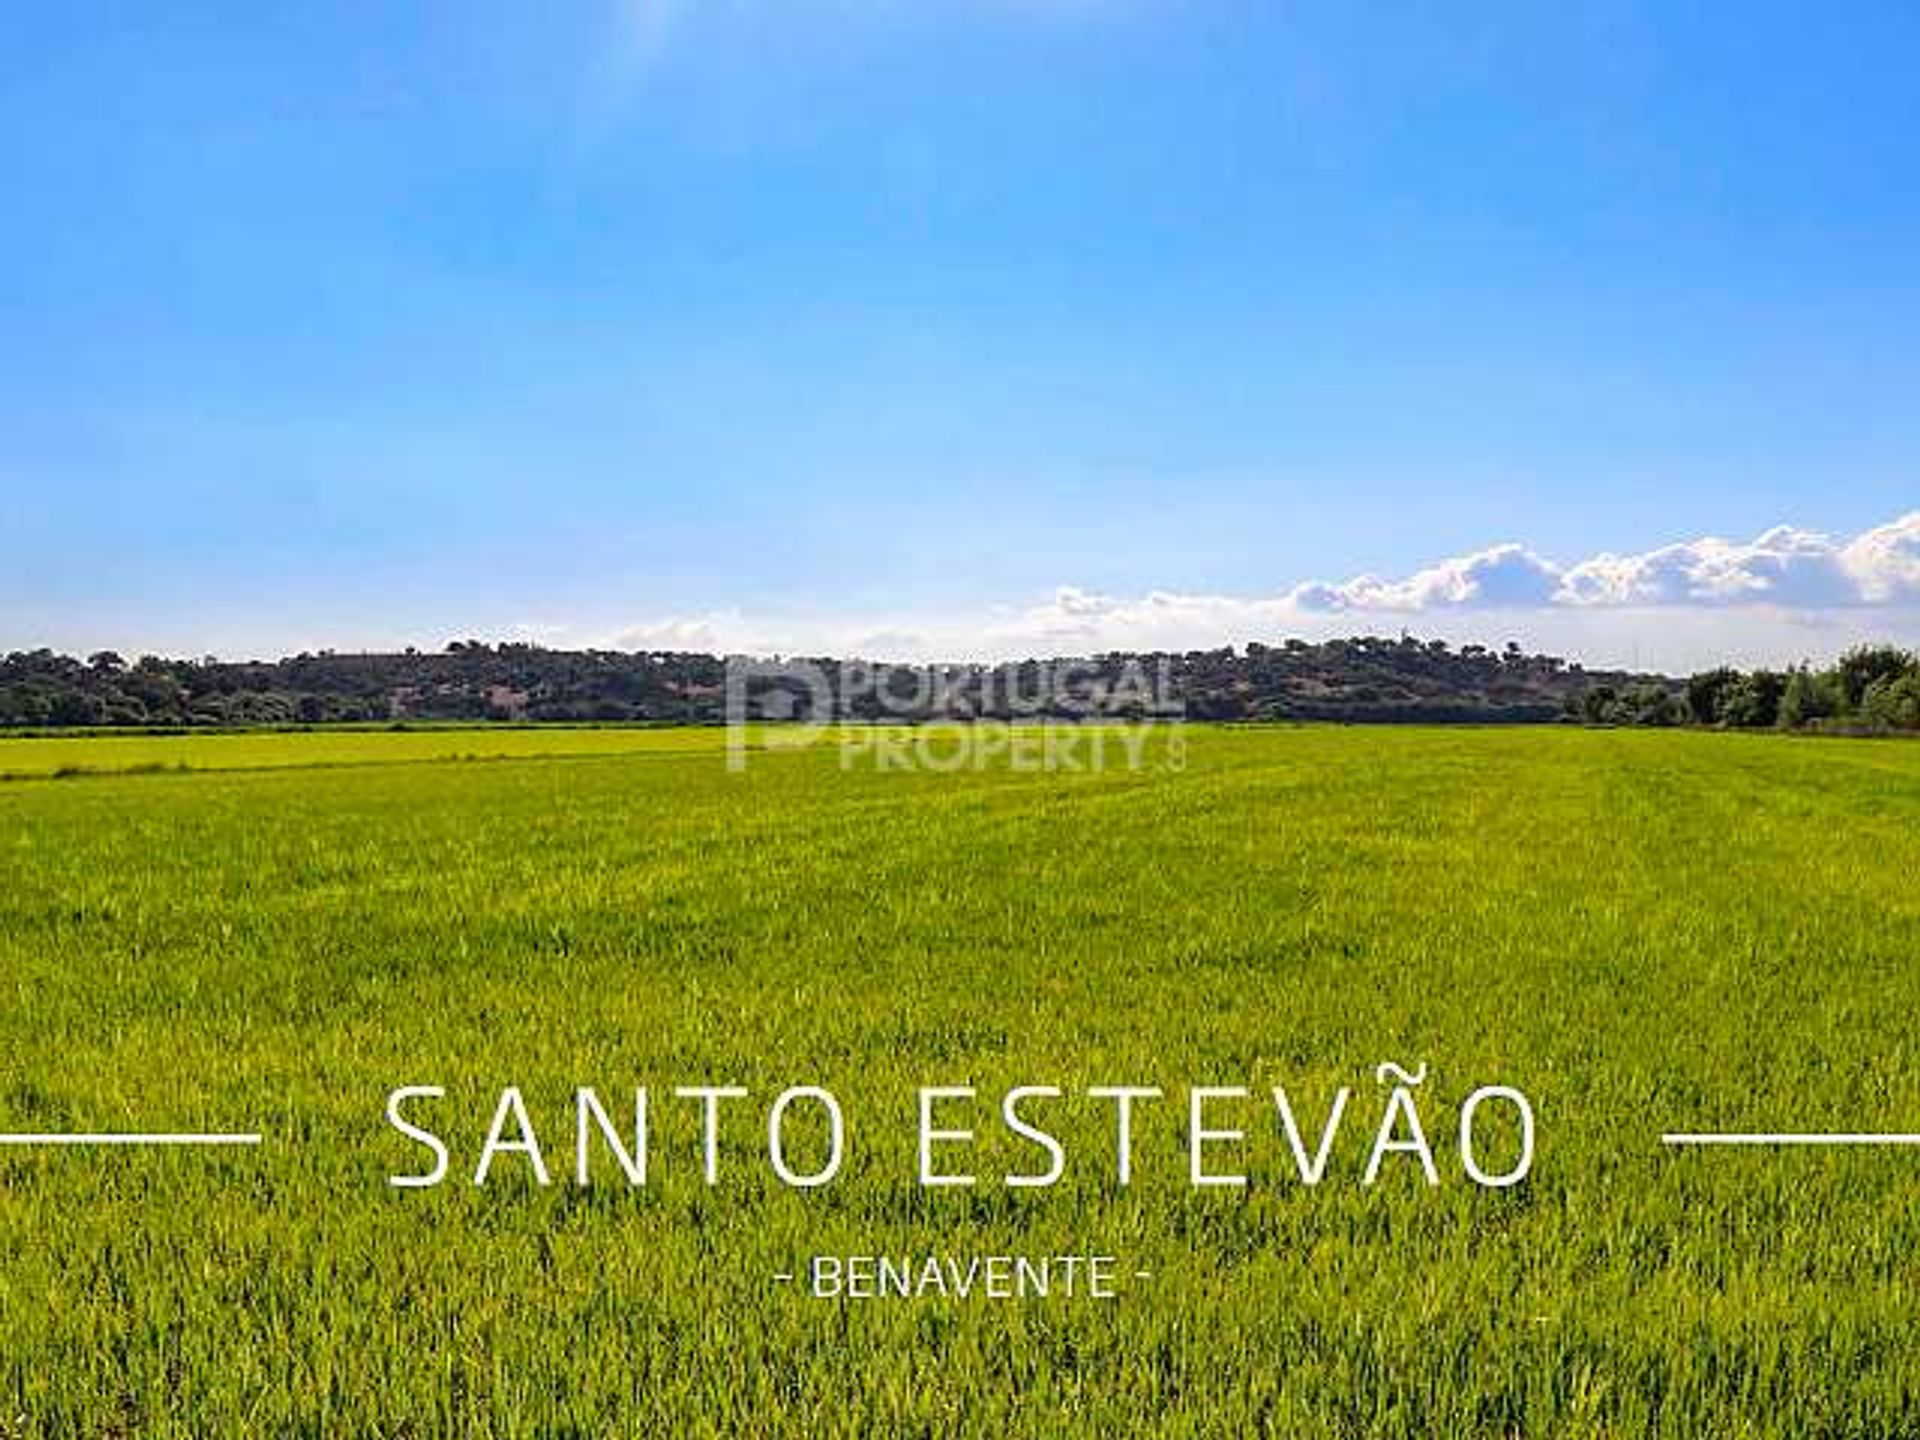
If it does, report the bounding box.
[3,725,1920,1436]
[0,725,727,780]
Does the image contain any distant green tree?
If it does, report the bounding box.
[1721,670,1786,728]
[1621,684,1682,726]
[1834,645,1916,711]
[1685,667,1741,726]
[1779,668,1820,730]
[48,690,100,726]
[1861,673,1920,731]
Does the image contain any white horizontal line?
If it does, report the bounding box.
[0,1133,262,1146]
[1663,1133,1920,1146]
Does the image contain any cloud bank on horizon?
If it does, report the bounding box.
[597,510,1920,671]
[1287,509,1920,614]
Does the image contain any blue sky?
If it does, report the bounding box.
[4,1,1918,665]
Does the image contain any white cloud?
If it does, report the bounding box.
[585,510,1920,672]
[76,511,1920,676]
[610,611,753,653]
[1275,513,1920,616]
[1277,512,1920,617]
[1287,543,1562,612]
[1841,511,1920,602]
[1556,526,1863,608]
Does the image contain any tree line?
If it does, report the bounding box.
[0,635,1623,729]
[1572,644,1920,733]
[10,635,1914,734]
